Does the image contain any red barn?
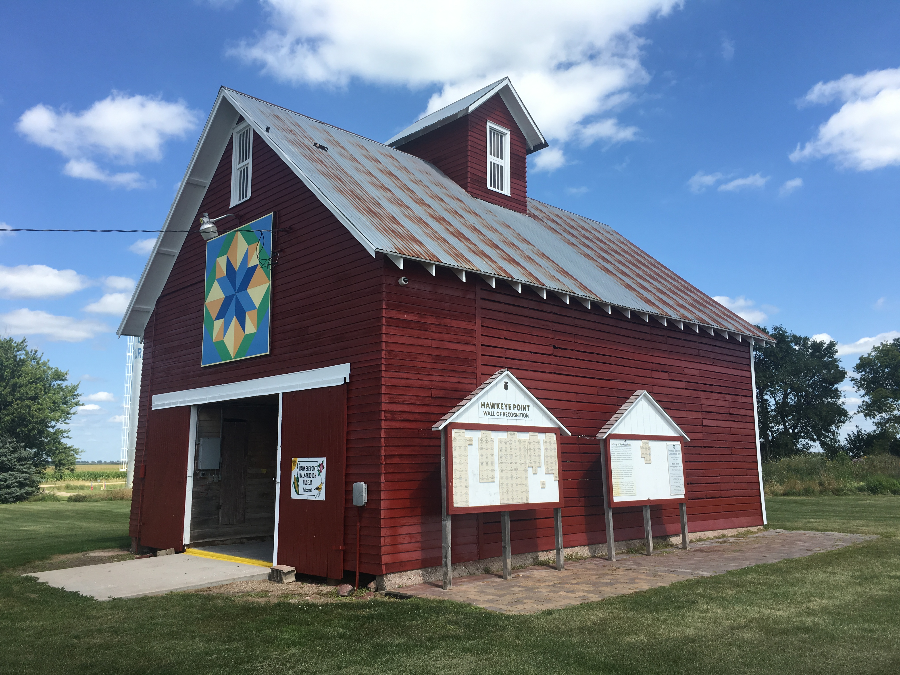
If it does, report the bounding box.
[118,78,770,589]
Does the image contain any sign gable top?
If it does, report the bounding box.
[597,390,689,440]
[433,369,570,434]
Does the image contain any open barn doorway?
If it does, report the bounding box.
[187,394,279,563]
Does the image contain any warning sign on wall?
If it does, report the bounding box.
[291,457,326,500]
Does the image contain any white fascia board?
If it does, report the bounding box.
[152,363,350,410]
[222,90,378,259]
[118,90,240,338]
[601,390,690,441]
[434,370,571,435]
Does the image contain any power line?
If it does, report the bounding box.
[2,227,291,233]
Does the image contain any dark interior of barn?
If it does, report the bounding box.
[189,395,278,546]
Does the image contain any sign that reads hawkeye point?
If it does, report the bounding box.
[479,399,532,421]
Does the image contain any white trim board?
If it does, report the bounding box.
[183,406,198,546]
[152,364,350,410]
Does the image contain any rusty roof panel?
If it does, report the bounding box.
[224,89,769,341]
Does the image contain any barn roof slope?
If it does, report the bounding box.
[118,85,771,344]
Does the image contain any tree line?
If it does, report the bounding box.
[755,326,900,462]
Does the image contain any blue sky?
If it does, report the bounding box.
[1,0,898,460]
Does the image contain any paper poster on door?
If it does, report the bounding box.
[291,457,326,500]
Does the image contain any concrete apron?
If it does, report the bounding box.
[28,553,269,601]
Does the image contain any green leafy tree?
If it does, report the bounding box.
[0,437,43,503]
[754,325,849,461]
[852,337,900,434]
[0,336,81,475]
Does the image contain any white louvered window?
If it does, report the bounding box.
[487,122,510,195]
[230,122,253,206]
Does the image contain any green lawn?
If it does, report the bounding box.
[1,498,898,674]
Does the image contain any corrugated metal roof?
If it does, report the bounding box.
[386,80,500,146]
[385,77,548,154]
[223,88,769,342]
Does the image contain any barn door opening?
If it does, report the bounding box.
[188,395,278,552]
[277,384,347,579]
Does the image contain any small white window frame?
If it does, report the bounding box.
[230,122,253,207]
[486,122,511,196]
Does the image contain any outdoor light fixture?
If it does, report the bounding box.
[198,212,235,241]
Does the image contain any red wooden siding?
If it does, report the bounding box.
[136,406,192,551]
[396,94,528,213]
[278,385,347,578]
[379,261,763,574]
[129,132,385,573]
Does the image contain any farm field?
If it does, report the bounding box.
[1,497,898,675]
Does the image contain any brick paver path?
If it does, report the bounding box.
[395,530,873,614]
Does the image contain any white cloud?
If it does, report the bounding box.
[129,238,156,255]
[565,186,590,195]
[721,37,735,61]
[688,171,723,193]
[533,146,567,172]
[84,391,115,402]
[825,331,900,357]
[17,91,199,186]
[232,0,683,167]
[0,264,89,298]
[718,173,769,191]
[713,295,769,324]
[0,308,108,342]
[779,177,803,196]
[791,68,900,171]
[874,297,886,310]
[103,276,135,292]
[62,159,149,190]
[77,404,102,411]
[83,293,131,315]
[109,414,126,424]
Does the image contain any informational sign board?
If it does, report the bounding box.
[447,425,563,513]
[606,437,685,507]
[290,457,326,500]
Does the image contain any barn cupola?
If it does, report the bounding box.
[386,78,547,214]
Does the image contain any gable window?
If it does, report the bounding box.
[230,122,253,206]
[487,122,510,195]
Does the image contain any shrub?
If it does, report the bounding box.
[863,476,900,495]
[67,490,132,503]
[27,490,62,502]
[763,453,900,496]
[0,437,43,504]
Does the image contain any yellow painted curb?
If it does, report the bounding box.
[184,548,271,568]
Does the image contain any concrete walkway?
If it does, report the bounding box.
[28,553,269,600]
[394,530,874,614]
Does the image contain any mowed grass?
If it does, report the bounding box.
[0,498,898,675]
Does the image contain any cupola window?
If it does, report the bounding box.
[487,122,510,195]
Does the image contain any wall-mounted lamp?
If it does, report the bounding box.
[198,213,236,241]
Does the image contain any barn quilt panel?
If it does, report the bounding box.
[202,213,273,366]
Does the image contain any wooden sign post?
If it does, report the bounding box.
[433,370,571,590]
